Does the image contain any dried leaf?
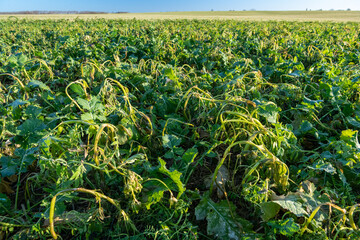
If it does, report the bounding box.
[204,165,229,198]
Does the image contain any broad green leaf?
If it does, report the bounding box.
[8,53,27,67]
[267,218,300,237]
[158,158,185,197]
[77,98,91,111]
[0,193,11,214]
[174,147,184,155]
[0,156,17,177]
[125,154,146,164]
[272,200,307,217]
[294,120,316,136]
[347,117,360,129]
[25,105,42,118]
[302,96,323,108]
[195,196,253,240]
[77,97,106,122]
[298,181,328,223]
[80,112,94,121]
[70,84,85,96]
[18,119,46,136]
[10,99,29,108]
[27,80,51,91]
[142,182,167,210]
[320,151,333,160]
[14,148,37,166]
[144,189,164,210]
[271,194,307,217]
[258,102,281,123]
[194,197,208,220]
[298,120,313,133]
[0,148,36,177]
[162,134,182,149]
[182,147,198,164]
[164,151,175,159]
[260,202,280,221]
[340,129,360,148]
[40,136,53,157]
[89,97,105,112]
[308,161,336,174]
[17,53,27,66]
[164,68,177,80]
[117,118,138,144]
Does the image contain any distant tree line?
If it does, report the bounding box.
[0,11,128,15]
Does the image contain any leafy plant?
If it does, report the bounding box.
[0,18,360,239]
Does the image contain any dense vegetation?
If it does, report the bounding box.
[0,18,360,239]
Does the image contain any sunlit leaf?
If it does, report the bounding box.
[158,158,185,197]
[258,102,281,123]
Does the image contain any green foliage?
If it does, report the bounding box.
[257,102,281,123]
[0,18,359,239]
[0,193,11,214]
[196,195,253,239]
[157,158,185,198]
[78,96,107,122]
[267,218,300,237]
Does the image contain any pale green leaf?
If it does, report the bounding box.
[162,134,182,149]
[272,199,307,217]
[258,102,281,123]
[27,80,51,91]
[77,98,91,111]
[80,112,94,121]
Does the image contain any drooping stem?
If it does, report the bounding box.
[49,188,121,239]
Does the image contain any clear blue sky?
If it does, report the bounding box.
[1,0,359,12]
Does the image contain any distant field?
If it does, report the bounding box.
[1,11,360,22]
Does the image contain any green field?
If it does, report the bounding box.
[1,17,360,239]
[1,11,360,22]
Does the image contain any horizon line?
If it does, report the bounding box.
[0,9,358,14]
